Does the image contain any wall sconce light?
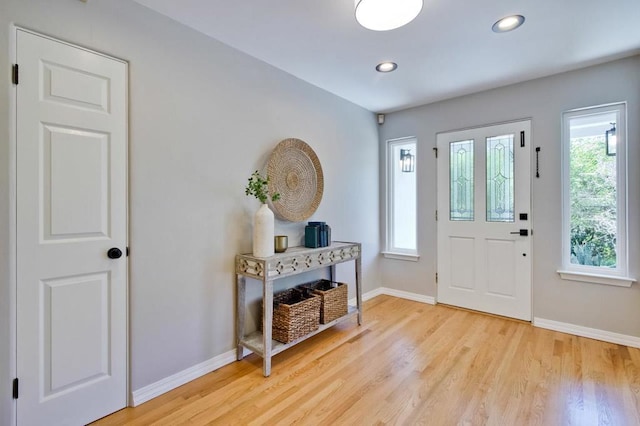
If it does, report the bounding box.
[606,122,616,156]
[400,149,415,172]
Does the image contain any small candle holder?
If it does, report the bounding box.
[274,235,288,253]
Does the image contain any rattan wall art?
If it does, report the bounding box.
[267,138,324,222]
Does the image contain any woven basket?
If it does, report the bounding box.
[299,280,348,324]
[271,288,320,343]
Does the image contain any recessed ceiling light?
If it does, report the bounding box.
[376,62,398,73]
[355,0,423,31]
[492,15,525,33]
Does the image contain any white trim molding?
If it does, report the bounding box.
[384,137,419,256]
[534,317,640,349]
[350,287,435,306]
[357,287,385,303]
[381,252,420,262]
[557,270,636,287]
[131,348,243,406]
[379,288,435,304]
[560,103,629,283]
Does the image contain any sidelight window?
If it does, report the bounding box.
[560,103,632,286]
[384,138,418,260]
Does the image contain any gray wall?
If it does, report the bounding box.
[379,56,640,337]
[0,0,380,422]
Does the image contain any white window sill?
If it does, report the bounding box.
[557,270,636,288]
[382,252,420,262]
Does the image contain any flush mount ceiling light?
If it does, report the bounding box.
[355,0,424,31]
[376,62,398,73]
[492,15,525,33]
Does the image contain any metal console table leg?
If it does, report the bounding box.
[262,279,273,377]
[236,275,246,361]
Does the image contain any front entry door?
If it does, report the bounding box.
[436,120,531,320]
[16,29,128,425]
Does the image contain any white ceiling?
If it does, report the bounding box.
[131,0,640,113]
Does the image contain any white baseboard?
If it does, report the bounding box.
[349,287,435,306]
[131,348,241,406]
[380,287,436,305]
[133,287,434,407]
[534,318,640,349]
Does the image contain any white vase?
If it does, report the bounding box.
[253,203,275,257]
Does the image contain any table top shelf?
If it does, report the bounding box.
[236,241,361,280]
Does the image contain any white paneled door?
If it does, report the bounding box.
[437,121,531,320]
[16,29,128,425]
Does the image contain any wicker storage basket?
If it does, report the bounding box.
[271,288,321,343]
[299,279,348,324]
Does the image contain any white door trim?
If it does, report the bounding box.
[8,25,130,423]
[8,23,19,426]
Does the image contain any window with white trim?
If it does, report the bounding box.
[384,138,418,260]
[560,103,632,286]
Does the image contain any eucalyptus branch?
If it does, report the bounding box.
[245,170,281,204]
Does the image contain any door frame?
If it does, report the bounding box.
[435,118,534,320]
[8,25,131,423]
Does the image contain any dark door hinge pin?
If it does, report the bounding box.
[12,64,19,85]
[13,378,18,399]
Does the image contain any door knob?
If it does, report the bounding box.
[510,229,529,236]
[107,247,123,259]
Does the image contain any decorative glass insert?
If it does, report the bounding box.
[450,140,474,221]
[486,134,515,222]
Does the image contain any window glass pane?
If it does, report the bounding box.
[390,141,417,251]
[450,140,474,221]
[486,134,515,222]
[569,112,617,267]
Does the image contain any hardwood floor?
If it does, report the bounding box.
[94,296,640,425]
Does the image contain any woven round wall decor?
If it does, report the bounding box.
[267,138,324,222]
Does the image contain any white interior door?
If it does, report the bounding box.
[436,121,531,320]
[16,29,128,425]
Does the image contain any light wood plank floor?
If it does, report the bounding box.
[94,296,640,425]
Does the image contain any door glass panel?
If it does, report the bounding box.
[450,140,474,221]
[486,134,514,222]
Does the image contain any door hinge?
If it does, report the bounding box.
[12,64,19,85]
[435,273,438,283]
[435,210,438,221]
[126,247,129,257]
[12,378,18,399]
[520,131,525,147]
[433,147,438,158]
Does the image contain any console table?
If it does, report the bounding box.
[235,241,362,376]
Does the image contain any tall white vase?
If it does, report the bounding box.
[253,203,275,257]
